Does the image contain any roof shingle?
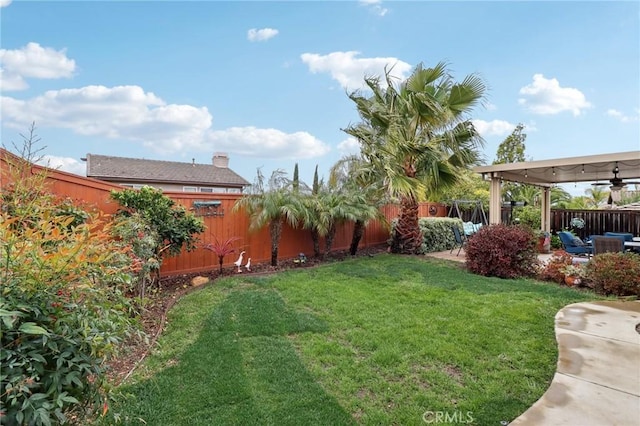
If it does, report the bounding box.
[86,154,250,187]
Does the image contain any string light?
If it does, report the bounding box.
[581,164,585,174]
[524,169,528,178]
[552,167,556,176]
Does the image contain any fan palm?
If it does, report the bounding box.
[344,62,486,254]
[233,169,303,266]
[329,154,387,255]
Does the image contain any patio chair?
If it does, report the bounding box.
[592,236,624,255]
[557,231,593,257]
[450,226,466,256]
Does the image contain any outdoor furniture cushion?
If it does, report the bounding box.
[571,236,587,247]
[592,236,624,255]
[604,232,633,242]
[558,231,593,257]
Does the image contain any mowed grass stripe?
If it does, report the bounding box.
[111,254,602,425]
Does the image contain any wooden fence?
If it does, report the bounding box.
[1,151,448,276]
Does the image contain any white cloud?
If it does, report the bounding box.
[1,85,212,153]
[471,119,515,137]
[0,42,76,91]
[247,28,279,42]
[518,74,591,116]
[359,0,388,16]
[206,127,330,160]
[606,108,639,123]
[39,155,86,176]
[0,0,12,7]
[300,51,412,90]
[485,102,497,111]
[337,137,361,155]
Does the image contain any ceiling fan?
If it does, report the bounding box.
[592,162,640,191]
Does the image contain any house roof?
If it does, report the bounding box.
[85,154,250,187]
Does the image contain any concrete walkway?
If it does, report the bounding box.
[510,301,640,426]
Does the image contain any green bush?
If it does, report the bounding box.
[1,152,139,425]
[389,217,463,254]
[110,186,205,282]
[418,217,464,253]
[513,205,541,230]
[585,252,640,296]
[465,224,539,279]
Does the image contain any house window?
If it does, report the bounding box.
[199,187,214,193]
[227,188,241,194]
[183,186,198,192]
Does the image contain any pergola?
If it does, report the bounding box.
[473,151,640,232]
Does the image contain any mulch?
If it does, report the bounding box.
[106,245,389,385]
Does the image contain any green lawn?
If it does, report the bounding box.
[108,255,603,425]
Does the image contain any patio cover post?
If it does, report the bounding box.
[489,173,502,225]
[540,186,551,233]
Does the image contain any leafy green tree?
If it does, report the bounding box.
[233,169,303,266]
[110,186,205,281]
[494,123,528,203]
[494,123,527,164]
[345,62,486,254]
[430,168,489,207]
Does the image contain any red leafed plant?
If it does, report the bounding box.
[465,224,539,279]
[203,236,241,273]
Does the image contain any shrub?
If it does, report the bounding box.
[1,136,139,425]
[539,250,573,283]
[465,224,539,279]
[418,217,464,253]
[110,186,205,282]
[513,205,541,230]
[585,252,640,296]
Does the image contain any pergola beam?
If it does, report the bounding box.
[474,151,640,230]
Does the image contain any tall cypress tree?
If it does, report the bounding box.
[293,163,299,193]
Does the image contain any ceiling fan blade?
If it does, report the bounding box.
[623,181,640,185]
[591,182,609,186]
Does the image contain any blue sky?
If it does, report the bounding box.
[1,0,638,195]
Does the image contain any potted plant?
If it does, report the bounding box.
[560,263,586,286]
[536,230,551,254]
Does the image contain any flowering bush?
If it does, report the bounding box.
[560,264,586,278]
[585,252,640,296]
[538,251,573,283]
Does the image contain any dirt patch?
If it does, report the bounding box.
[106,245,389,385]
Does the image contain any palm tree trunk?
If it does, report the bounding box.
[269,218,283,266]
[391,195,422,254]
[324,224,337,258]
[311,228,321,258]
[349,220,365,255]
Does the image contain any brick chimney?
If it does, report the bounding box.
[212,152,229,168]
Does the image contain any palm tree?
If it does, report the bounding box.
[329,155,387,255]
[344,62,486,254]
[233,169,303,266]
[584,186,608,209]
